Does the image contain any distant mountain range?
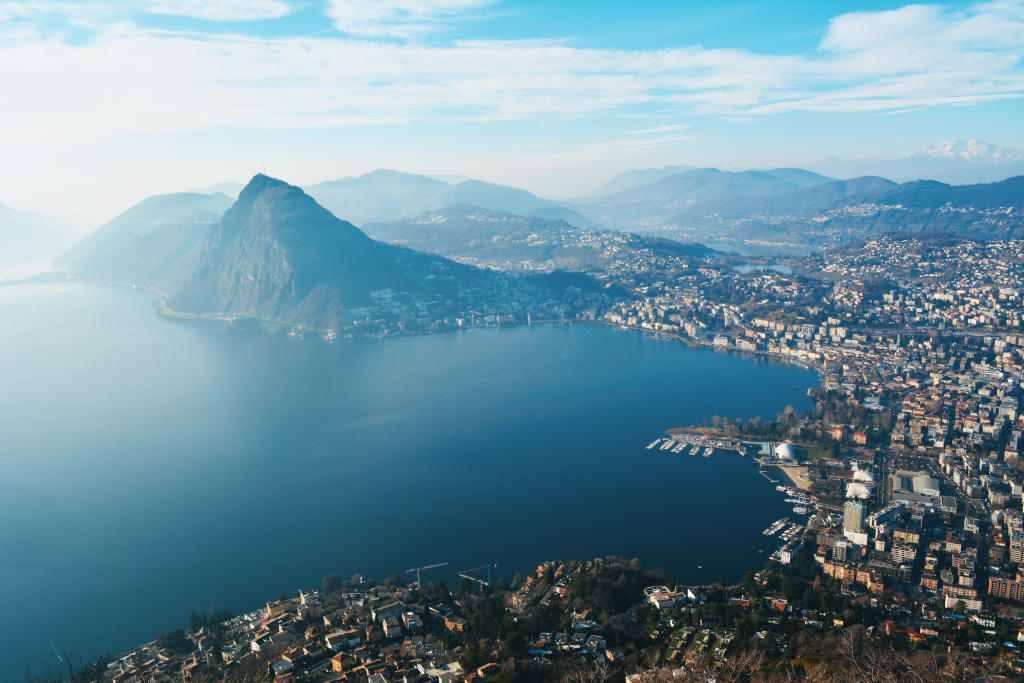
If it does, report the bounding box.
[189,170,603,231]
[51,147,1024,307]
[571,165,1024,251]
[590,165,696,196]
[365,203,711,272]
[303,169,602,230]
[0,202,89,275]
[810,139,1024,186]
[576,167,836,231]
[58,192,234,292]
[59,175,610,335]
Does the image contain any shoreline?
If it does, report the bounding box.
[7,275,828,381]
[768,464,813,491]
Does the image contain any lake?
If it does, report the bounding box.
[0,282,817,677]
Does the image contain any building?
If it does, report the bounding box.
[844,501,865,533]
[989,575,1024,602]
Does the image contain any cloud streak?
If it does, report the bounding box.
[0,1,1021,148]
[323,0,496,38]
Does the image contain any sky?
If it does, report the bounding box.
[0,0,1023,217]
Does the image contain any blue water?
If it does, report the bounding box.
[0,282,816,677]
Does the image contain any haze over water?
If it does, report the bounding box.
[0,282,816,677]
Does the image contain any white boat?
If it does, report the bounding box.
[703,447,714,457]
[646,439,662,450]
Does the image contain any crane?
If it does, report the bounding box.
[457,563,498,592]
[405,562,448,589]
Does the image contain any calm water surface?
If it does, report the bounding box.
[0,282,816,676]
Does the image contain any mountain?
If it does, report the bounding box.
[921,139,1024,163]
[57,192,233,292]
[160,175,504,332]
[577,167,834,231]
[798,175,1024,242]
[591,165,695,195]
[365,203,711,272]
[813,139,1024,185]
[0,202,86,275]
[756,168,834,188]
[62,175,605,335]
[671,175,896,221]
[304,170,602,230]
[189,181,245,198]
[656,174,1024,250]
[304,170,451,226]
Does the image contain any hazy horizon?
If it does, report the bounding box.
[1,0,1022,216]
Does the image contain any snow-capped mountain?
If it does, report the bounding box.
[917,139,1024,163]
[812,139,1024,184]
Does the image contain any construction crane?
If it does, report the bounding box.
[457,563,498,592]
[405,562,448,589]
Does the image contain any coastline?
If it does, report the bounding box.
[2,274,826,380]
[769,464,813,491]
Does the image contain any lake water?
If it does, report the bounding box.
[0,282,817,677]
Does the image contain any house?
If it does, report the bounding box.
[476,663,501,679]
[402,611,424,634]
[373,600,407,622]
[325,629,361,652]
[382,615,403,639]
[444,616,467,632]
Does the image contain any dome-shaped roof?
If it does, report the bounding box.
[774,443,796,461]
[853,469,875,483]
[846,482,872,499]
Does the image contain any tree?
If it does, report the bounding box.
[157,629,194,655]
[321,574,342,596]
[432,580,451,603]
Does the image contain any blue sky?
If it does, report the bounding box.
[0,0,1022,215]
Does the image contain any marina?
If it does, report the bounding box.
[641,432,744,456]
[762,518,788,536]
[640,430,825,572]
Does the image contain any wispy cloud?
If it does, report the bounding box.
[323,0,495,38]
[146,1,294,22]
[628,124,691,135]
[0,0,295,25]
[0,0,1021,148]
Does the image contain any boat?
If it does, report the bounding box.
[703,447,714,457]
[646,439,661,450]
